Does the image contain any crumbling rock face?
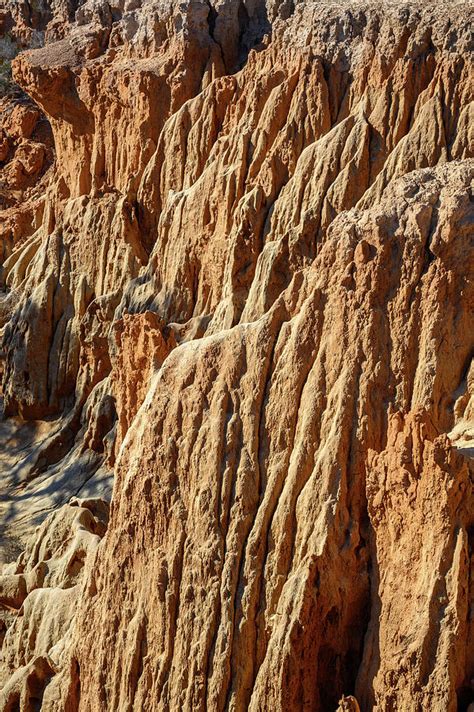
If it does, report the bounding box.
[0,498,108,711]
[66,162,474,712]
[0,0,473,710]
[359,410,474,711]
[0,94,54,260]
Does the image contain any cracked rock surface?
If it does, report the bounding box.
[0,0,473,710]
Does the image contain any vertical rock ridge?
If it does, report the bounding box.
[0,1,473,710]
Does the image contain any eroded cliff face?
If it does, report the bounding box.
[0,0,473,710]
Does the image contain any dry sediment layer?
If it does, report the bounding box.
[0,1,473,710]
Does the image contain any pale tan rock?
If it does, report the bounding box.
[0,499,108,705]
[337,696,360,712]
[58,162,474,712]
[0,1,473,711]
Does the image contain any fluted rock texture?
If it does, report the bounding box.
[0,0,473,710]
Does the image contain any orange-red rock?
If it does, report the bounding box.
[0,1,473,710]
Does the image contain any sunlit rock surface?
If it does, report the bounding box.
[0,1,473,709]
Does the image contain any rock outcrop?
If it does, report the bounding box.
[0,0,473,710]
[0,498,109,711]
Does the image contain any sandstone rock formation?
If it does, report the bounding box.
[0,0,473,710]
